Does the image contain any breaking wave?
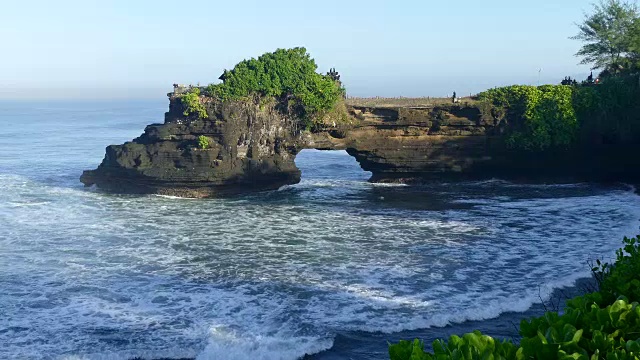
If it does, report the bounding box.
[1,104,639,360]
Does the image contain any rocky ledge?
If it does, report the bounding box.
[81,95,303,197]
[81,92,640,197]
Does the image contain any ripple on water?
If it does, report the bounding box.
[1,170,638,360]
[1,106,640,360]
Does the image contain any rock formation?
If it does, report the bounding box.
[81,91,640,197]
[81,95,304,197]
[305,105,501,181]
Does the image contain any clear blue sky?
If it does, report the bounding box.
[1,0,595,99]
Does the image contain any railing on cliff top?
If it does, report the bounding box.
[169,84,477,108]
[345,95,477,108]
[171,84,201,95]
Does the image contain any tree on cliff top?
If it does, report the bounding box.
[205,47,344,121]
[572,0,640,74]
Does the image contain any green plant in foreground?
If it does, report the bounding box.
[388,236,640,360]
[519,298,640,359]
[197,135,210,149]
[180,88,208,119]
[593,236,640,304]
[389,332,519,360]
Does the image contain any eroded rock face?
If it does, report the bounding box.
[304,104,507,182]
[310,105,640,184]
[82,94,640,197]
[338,105,501,182]
[81,96,303,197]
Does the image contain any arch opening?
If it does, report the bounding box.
[294,149,371,183]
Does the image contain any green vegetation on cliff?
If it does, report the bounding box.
[478,85,578,151]
[476,0,640,152]
[389,236,640,360]
[573,75,640,146]
[205,47,345,125]
[197,135,211,149]
[180,88,208,119]
[478,76,640,152]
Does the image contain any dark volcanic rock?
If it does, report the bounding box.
[81,96,303,197]
[82,94,640,197]
[312,105,640,184]
[337,105,498,181]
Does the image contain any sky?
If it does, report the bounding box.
[0,0,598,99]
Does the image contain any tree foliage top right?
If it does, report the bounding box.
[572,0,640,76]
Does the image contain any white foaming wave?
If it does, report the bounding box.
[0,173,106,203]
[282,179,407,191]
[3,167,640,360]
[302,180,341,188]
[306,269,594,335]
[153,194,200,200]
[383,292,543,333]
[314,282,434,309]
[348,192,639,334]
[416,219,482,234]
[293,179,368,189]
[197,326,334,360]
[369,182,409,187]
[276,193,631,333]
[7,201,50,207]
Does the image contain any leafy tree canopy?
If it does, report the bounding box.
[572,0,640,74]
[205,47,344,120]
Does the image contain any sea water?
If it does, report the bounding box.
[1,100,639,360]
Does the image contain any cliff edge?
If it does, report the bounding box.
[81,91,640,197]
[81,94,304,197]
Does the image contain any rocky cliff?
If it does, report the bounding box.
[305,104,503,181]
[81,92,640,197]
[81,95,304,197]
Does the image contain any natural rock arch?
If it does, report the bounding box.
[80,93,497,197]
[81,93,640,197]
[293,149,372,183]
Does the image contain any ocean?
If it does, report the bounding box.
[1,99,639,360]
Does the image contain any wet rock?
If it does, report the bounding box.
[81,95,302,197]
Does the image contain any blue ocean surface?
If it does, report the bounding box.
[1,99,639,360]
